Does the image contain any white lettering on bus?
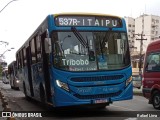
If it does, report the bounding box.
[62,59,89,66]
[95,19,100,26]
[101,19,104,26]
[58,17,119,27]
[106,20,110,26]
[87,19,92,26]
[63,18,68,25]
[112,20,117,26]
[59,18,64,25]
[73,19,78,25]
[83,19,85,26]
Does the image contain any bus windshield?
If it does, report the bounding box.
[52,31,130,71]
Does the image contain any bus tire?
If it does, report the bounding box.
[152,91,160,110]
[40,85,45,103]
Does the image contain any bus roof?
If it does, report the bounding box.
[53,12,122,18]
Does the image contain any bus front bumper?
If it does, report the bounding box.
[52,83,133,107]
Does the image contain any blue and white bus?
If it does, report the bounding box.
[16,13,132,108]
[8,61,19,90]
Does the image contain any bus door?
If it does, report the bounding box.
[40,31,52,103]
[26,46,34,96]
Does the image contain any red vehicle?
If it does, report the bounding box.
[142,39,160,110]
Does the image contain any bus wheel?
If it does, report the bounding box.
[152,91,160,110]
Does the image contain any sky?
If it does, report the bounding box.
[0,0,160,64]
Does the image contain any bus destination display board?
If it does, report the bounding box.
[55,16,122,27]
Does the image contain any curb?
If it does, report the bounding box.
[133,91,143,96]
[0,90,16,120]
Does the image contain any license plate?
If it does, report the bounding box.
[95,99,108,104]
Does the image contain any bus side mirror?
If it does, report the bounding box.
[44,38,51,53]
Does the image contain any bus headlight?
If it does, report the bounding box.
[56,80,69,92]
[126,76,132,87]
[16,80,20,83]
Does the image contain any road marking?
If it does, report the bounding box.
[124,118,138,120]
[111,104,135,111]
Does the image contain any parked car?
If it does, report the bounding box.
[132,75,142,89]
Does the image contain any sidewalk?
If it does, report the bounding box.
[0,90,7,120]
[0,94,4,110]
[0,80,10,120]
[0,80,4,111]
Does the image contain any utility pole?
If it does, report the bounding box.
[136,32,147,75]
[134,13,147,75]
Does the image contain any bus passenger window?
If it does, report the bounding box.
[36,35,42,62]
[31,39,36,64]
[23,48,27,66]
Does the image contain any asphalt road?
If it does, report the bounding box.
[0,81,160,120]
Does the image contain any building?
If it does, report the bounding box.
[125,15,160,74]
[124,16,140,74]
[124,16,136,53]
[135,14,160,52]
[125,14,160,53]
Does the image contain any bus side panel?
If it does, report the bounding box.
[18,65,33,97]
[31,63,44,101]
[17,68,26,93]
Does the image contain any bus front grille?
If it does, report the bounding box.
[73,90,122,99]
[70,75,124,82]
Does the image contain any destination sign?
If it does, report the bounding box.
[55,16,122,27]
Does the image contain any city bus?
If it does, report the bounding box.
[8,61,19,90]
[1,68,9,84]
[16,13,132,108]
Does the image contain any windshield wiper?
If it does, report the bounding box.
[101,32,111,45]
[99,37,104,59]
[71,27,95,60]
[71,27,89,48]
